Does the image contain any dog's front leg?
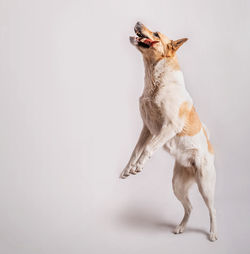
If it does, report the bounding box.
[120,125,152,178]
[135,124,177,172]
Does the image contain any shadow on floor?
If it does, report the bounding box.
[117,206,209,238]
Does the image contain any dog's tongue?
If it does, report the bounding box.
[140,38,159,46]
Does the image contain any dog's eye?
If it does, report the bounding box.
[153,32,160,38]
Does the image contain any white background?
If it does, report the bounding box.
[0,0,250,253]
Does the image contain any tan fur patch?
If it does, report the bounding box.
[166,43,176,58]
[202,127,214,154]
[168,57,180,70]
[177,102,202,136]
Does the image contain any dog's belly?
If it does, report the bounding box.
[139,98,165,134]
[164,129,209,168]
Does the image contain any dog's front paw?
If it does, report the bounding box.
[135,164,143,173]
[120,163,142,178]
[120,164,136,179]
[129,165,137,175]
[120,167,130,179]
[209,232,218,242]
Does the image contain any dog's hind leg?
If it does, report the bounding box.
[120,125,152,178]
[196,163,217,241]
[172,161,195,234]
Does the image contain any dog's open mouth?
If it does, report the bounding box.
[130,22,159,49]
[136,37,156,48]
[134,28,159,48]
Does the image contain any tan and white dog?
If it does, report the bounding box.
[120,22,217,241]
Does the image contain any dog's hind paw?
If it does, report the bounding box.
[173,225,185,234]
[209,232,218,242]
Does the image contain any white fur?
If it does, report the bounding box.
[121,29,217,241]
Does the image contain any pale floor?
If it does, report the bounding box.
[1,154,249,254]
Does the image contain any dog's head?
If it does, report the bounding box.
[130,22,188,61]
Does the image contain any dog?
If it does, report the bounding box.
[120,22,217,241]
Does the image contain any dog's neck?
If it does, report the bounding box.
[142,56,185,97]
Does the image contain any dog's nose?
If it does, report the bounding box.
[134,21,144,34]
[135,21,143,29]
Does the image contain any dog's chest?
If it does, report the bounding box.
[139,96,165,134]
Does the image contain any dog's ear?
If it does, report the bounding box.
[171,38,188,50]
[166,38,188,56]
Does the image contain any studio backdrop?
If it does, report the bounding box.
[0,0,249,253]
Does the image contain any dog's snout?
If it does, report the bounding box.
[135,21,143,30]
[134,22,144,36]
[136,21,143,27]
